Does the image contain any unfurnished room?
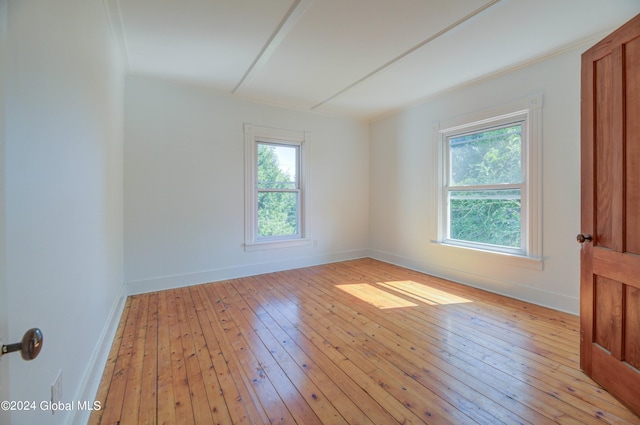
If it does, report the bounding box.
[2,1,640,424]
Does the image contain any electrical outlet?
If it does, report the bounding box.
[51,370,62,414]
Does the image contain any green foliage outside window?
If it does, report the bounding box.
[448,124,522,248]
[450,190,521,247]
[257,144,299,238]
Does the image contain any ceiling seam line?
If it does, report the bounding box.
[232,0,313,95]
[310,0,501,111]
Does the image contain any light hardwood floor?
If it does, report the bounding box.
[89,258,640,424]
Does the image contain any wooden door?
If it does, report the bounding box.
[580,13,640,416]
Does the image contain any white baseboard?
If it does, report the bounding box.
[126,249,370,295]
[68,281,127,425]
[369,249,579,315]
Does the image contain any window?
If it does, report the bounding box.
[257,142,300,238]
[244,124,311,251]
[436,95,542,260]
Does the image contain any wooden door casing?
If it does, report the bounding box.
[580,13,640,416]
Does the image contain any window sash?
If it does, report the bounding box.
[256,189,301,240]
[256,142,300,190]
[446,121,524,187]
[445,185,525,253]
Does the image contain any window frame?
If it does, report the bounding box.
[244,123,312,251]
[435,95,543,263]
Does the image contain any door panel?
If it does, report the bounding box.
[626,36,640,255]
[626,286,640,370]
[594,53,614,249]
[581,13,640,416]
[594,276,623,358]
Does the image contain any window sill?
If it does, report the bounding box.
[244,238,313,252]
[431,240,544,270]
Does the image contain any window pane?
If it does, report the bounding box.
[258,191,299,238]
[450,124,522,186]
[449,189,521,248]
[258,143,298,189]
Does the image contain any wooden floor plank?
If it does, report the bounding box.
[98,295,143,425]
[89,297,131,425]
[166,289,196,425]
[92,259,640,425]
[203,282,298,424]
[119,294,149,425]
[213,280,326,425]
[156,291,176,425]
[174,287,215,424]
[139,293,158,425]
[192,285,269,424]
[233,276,377,425]
[251,274,430,425]
[183,286,236,425]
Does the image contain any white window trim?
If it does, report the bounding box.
[244,123,312,251]
[433,94,543,266]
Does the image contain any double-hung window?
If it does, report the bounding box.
[256,142,300,238]
[244,124,311,251]
[437,95,542,260]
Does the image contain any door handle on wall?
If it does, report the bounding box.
[1,328,43,361]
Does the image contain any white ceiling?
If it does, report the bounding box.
[105,0,640,120]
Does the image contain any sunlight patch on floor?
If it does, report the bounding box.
[377,280,472,305]
[336,280,473,309]
[336,283,418,309]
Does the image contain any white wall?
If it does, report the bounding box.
[369,44,590,314]
[4,1,124,424]
[124,76,370,293]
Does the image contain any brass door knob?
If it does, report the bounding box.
[1,328,43,361]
